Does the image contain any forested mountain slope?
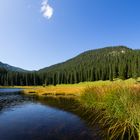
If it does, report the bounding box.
[40,46,132,73]
[1,46,140,86]
[38,46,140,85]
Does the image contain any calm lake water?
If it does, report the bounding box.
[0,89,102,140]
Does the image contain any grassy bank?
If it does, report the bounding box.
[80,84,140,139]
[1,78,140,139]
[21,78,140,139]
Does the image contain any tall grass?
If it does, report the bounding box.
[80,85,140,140]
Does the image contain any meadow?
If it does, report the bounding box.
[22,78,139,96]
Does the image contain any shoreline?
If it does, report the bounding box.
[0,78,139,97]
[1,79,140,139]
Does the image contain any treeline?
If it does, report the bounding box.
[1,46,140,86]
[0,68,42,86]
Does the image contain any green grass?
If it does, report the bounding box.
[80,85,140,140]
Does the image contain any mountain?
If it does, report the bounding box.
[37,45,140,85]
[39,46,133,73]
[1,46,140,86]
[0,61,27,72]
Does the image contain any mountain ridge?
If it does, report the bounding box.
[0,61,28,72]
[0,45,140,72]
[39,46,132,72]
[0,46,135,72]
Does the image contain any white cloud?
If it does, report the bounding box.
[41,0,54,19]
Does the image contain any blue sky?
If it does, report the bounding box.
[0,0,140,70]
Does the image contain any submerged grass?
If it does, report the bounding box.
[80,85,140,139]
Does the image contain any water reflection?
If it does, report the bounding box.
[0,89,102,140]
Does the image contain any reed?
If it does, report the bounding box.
[80,85,140,139]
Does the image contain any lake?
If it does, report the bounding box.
[0,89,102,140]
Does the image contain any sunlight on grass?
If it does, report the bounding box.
[80,84,140,139]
